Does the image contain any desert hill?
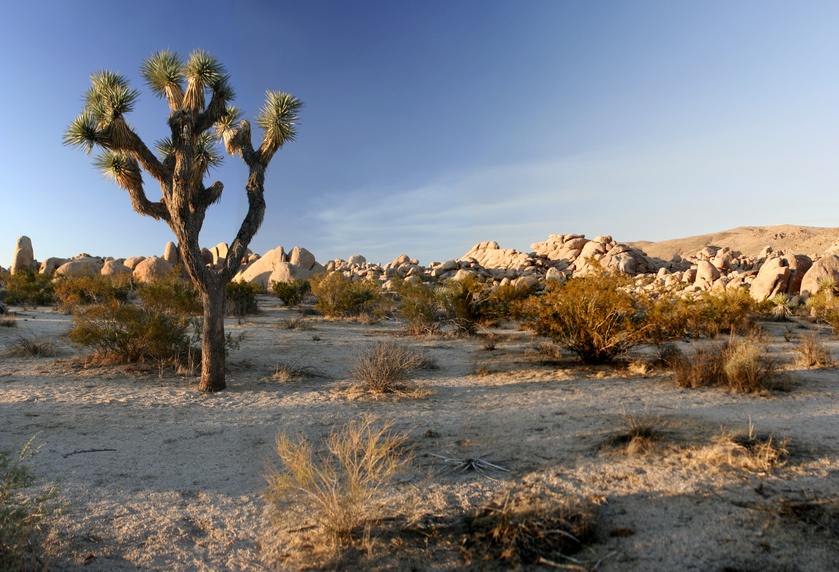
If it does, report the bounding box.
[628,224,839,261]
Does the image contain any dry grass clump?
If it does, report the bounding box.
[691,421,789,472]
[270,360,319,382]
[604,411,666,455]
[795,332,834,368]
[0,316,17,328]
[263,417,409,564]
[6,334,56,358]
[350,340,424,393]
[462,484,597,567]
[671,337,782,393]
[277,316,312,331]
[0,438,58,570]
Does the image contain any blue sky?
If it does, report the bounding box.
[1,1,838,268]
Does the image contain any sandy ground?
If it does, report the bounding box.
[2,296,839,570]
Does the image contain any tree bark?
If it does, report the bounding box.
[199,276,227,392]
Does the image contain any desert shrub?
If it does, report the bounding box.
[393,278,443,335]
[642,295,695,345]
[0,271,55,307]
[760,293,795,321]
[271,279,311,307]
[806,287,839,335]
[6,334,56,358]
[264,416,409,556]
[487,282,537,321]
[68,300,193,366]
[795,332,834,368]
[1,438,58,570]
[350,340,424,393]
[690,289,754,338]
[226,280,261,317]
[462,484,596,567]
[441,276,494,334]
[136,271,202,316]
[670,344,726,388]
[523,272,648,364]
[671,337,780,393]
[0,316,16,328]
[54,274,132,313]
[309,272,383,318]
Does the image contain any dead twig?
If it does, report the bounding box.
[63,448,117,458]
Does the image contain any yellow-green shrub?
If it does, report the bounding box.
[523,272,648,364]
[53,274,132,313]
[394,278,443,334]
[0,270,55,307]
[309,273,383,318]
[271,279,310,307]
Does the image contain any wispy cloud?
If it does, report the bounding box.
[304,133,839,265]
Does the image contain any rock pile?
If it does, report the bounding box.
[9,231,839,302]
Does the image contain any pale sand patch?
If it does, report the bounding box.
[1,298,839,570]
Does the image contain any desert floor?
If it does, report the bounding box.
[2,296,839,571]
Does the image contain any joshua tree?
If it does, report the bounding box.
[64,50,301,391]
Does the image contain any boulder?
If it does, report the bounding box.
[694,260,721,286]
[163,242,179,265]
[289,246,317,271]
[800,255,839,297]
[579,240,607,261]
[132,256,173,284]
[10,236,34,275]
[211,242,228,265]
[123,256,146,270]
[233,246,287,290]
[348,254,366,266]
[786,254,812,295]
[749,257,791,301]
[269,261,313,284]
[101,260,132,277]
[39,257,69,275]
[54,257,104,277]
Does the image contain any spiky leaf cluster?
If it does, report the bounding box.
[257,91,302,160]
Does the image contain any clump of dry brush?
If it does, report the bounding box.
[263,416,410,564]
[669,335,785,393]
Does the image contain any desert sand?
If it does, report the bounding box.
[2,294,839,570]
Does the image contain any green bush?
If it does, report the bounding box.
[643,289,754,343]
[394,278,443,335]
[487,282,537,321]
[441,276,494,334]
[523,272,648,364]
[271,279,311,307]
[226,280,261,317]
[690,289,754,338]
[0,270,55,307]
[54,274,132,313]
[68,299,194,366]
[136,271,202,316]
[806,287,839,335]
[309,272,383,318]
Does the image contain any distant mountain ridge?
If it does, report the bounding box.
[628,224,839,261]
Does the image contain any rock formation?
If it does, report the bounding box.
[10,236,34,275]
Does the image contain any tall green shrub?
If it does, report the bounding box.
[524,273,648,364]
[309,273,382,317]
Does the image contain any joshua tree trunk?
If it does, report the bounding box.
[200,276,227,392]
[65,50,301,393]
